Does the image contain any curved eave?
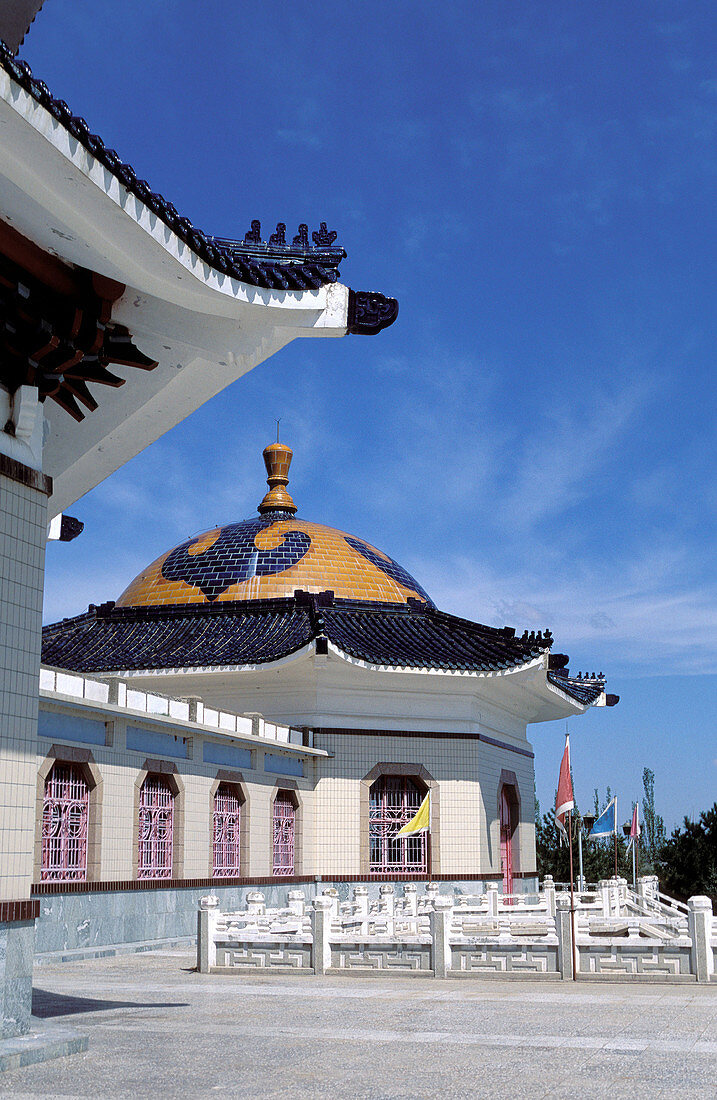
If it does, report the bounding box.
[0,52,370,513]
[101,639,547,681]
[544,673,593,714]
[0,53,349,316]
[322,640,547,678]
[0,64,349,320]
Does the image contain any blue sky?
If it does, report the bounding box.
[27,1,716,829]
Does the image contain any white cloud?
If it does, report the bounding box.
[498,375,654,530]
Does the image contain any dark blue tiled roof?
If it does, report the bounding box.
[547,670,605,705]
[41,596,581,686]
[0,41,395,316]
[42,601,314,671]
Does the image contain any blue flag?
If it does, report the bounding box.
[589,796,617,838]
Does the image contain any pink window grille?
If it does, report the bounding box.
[272,791,295,876]
[369,776,427,874]
[213,785,242,877]
[41,763,89,881]
[138,775,174,879]
[500,787,515,897]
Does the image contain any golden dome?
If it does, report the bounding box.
[115,443,433,609]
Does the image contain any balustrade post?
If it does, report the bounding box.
[644,874,660,902]
[598,879,611,916]
[688,896,714,984]
[403,883,418,916]
[616,876,628,913]
[379,883,395,933]
[322,887,340,920]
[486,882,499,917]
[197,895,219,973]
[543,875,556,917]
[246,891,265,916]
[425,882,440,908]
[287,890,305,917]
[431,895,453,978]
[353,885,369,936]
[312,897,332,975]
[555,895,574,981]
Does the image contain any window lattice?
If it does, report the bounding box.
[272,791,295,876]
[369,776,426,874]
[41,763,89,881]
[138,775,174,879]
[213,785,241,877]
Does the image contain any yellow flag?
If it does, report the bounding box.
[396,793,430,836]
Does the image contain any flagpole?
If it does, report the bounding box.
[613,795,618,878]
[567,808,577,981]
[631,835,635,889]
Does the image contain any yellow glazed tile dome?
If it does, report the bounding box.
[116,443,433,609]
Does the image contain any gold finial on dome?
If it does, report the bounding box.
[258,441,297,514]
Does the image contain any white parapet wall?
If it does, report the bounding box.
[39,667,308,746]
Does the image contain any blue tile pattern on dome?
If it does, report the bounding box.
[161,515,311,601]
[345,537,433,606]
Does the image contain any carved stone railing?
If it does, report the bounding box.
[197,878,715,982]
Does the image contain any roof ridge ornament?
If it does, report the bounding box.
[258,441,297,515]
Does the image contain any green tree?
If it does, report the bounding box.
[640,767,666,872]
[658,804,717,904]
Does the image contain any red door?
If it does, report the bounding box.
[500,788,514,896]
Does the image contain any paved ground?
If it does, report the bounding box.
[2,950,716,1099]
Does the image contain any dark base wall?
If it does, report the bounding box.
[0,920,35,1036]
[34,877,539,956]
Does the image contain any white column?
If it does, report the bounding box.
[555,895,574,981]
[688,896,714,984]
[197,895,219,972]
[431,895,453,978]
[312,897,332,975]
[543,875,556,917]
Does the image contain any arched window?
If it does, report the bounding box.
[369,775,426,873]
[500,785,518,896]
[213,785,242,877]
[138,775,173,879]
[272,791,295,876]
[41,763,89,881]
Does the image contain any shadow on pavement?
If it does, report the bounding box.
[32,988,189,1018]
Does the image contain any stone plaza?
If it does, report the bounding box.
[2,949,716,1098]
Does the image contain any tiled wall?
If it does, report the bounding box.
[313,730,536,878]
[36,704,315,881]
[0,471,47,899]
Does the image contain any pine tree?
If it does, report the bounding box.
[641,767,666,872]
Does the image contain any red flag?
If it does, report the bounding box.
[628,802,640,848]
[555,734,574,842]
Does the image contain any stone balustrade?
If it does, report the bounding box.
[197,877,715,982]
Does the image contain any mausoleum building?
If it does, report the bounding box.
[41,443,616,903]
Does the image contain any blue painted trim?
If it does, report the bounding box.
[202,741,252,769]
[126,725,187,759]
[38,709,105,746]
[264,753,304,778]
